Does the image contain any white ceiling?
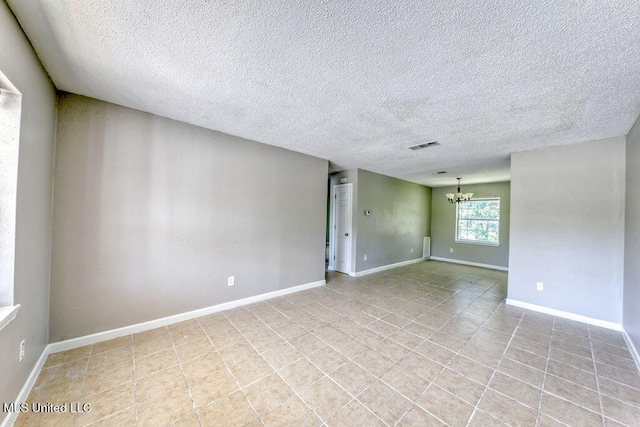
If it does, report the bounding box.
[7,0,640,187]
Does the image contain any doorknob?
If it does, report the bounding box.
[345,233,349,236]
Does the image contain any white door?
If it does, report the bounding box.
[334,184,352,274]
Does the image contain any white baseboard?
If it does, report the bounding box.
[622,329,640,373]
[505,299,622,331]
[1,345,50,427]
[351,257,429,277]
[48,279,325,354]
[429,256,508,272]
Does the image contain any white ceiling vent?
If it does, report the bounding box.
[408,141,440,151]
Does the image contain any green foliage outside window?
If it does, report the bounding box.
[456,198,500,244]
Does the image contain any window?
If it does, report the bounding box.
[0,71,22,331]
[455,198,500,246]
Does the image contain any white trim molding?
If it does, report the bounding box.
[622,330,640,373]
[0,304,20,332]
[506,299,622,331]
[351,257,429,277]
[49,279,325,354]
[0,344,49,427]
[429,256,508,272]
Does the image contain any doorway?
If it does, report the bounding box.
[330,183,353,275]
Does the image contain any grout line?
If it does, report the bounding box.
[588,324,607,427]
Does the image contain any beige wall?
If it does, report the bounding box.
[431,182,511,268]
[50,94,328,341]
[508,137,626,324]
[0,0,57,418]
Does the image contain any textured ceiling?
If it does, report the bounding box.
[7,0,640,186]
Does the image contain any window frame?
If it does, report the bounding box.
[454,197,500,247]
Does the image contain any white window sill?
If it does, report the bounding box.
[455,239,500,247]
[0,304,20,332]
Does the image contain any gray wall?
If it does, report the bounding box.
[431,182,511,268]
[51,94,327,341]
[508,137,626,324]
[354,169,431,273]
[624,115,640,351]
[0,0,57,419]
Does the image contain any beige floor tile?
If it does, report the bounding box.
[181,351,226,383]
[414,340,456,365]
[289,332,325,355]
[227,355,274,387]
[27,377,83,406]
[189,368,239,408]
[247,330,285,353]
[91,336,132,355]
[198,390,257,426]
[171,411,201,426]
[381,364,430,401]
[548,347,594,373]
[206,326,245,349]
[14,411,76,427]
[598,377,640,407]
[278,357,325,393]
[496,358,545,389]
[448,355,495,386]
[137,387,194,427]
[299,376,351,421]
[307,346,348,374]
[19,262,640,427]
[434,368,486,406]
[260,395,322,427]
[399,351,444,382]
[328,361,376,397]
[44,346,91,368]
[478,389,538,426]
[84,407,136,427]
[244,373,294,414]
[135,348,178,378]
[75,383,135,425]
[82,360,134,396]
[134,333,173,358]
[598,363,640,389]
[488,371,541,410]
[601,395,640,426]
[136,365,187,402]
[175,337,214,362]
[543,374,600,413]
[327,400,385,427]
[546,359,598,391]
[358,380,412,425]
[34,358,89,390]
[372,338,411,362]
[467,410,508,426]
[396,405,446,426]
[540,392,603,426]
[217,340,257,366]
[417,384,475,427]
[261,342,303,370]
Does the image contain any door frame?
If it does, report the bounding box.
[329,183,353,274]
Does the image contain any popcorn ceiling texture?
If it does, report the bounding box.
[7,0,640,186]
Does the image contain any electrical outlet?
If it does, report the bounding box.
[364,254,367,261]
[228,276,235,287]
[19,339,25,362]
[536,282,544,291]
[410,248,414,253]
[450,248,454,253]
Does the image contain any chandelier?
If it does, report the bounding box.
[446,178,473,203]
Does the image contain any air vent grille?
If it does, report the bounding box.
[408,141,440,151]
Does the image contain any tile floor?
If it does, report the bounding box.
[14,260,640,426]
